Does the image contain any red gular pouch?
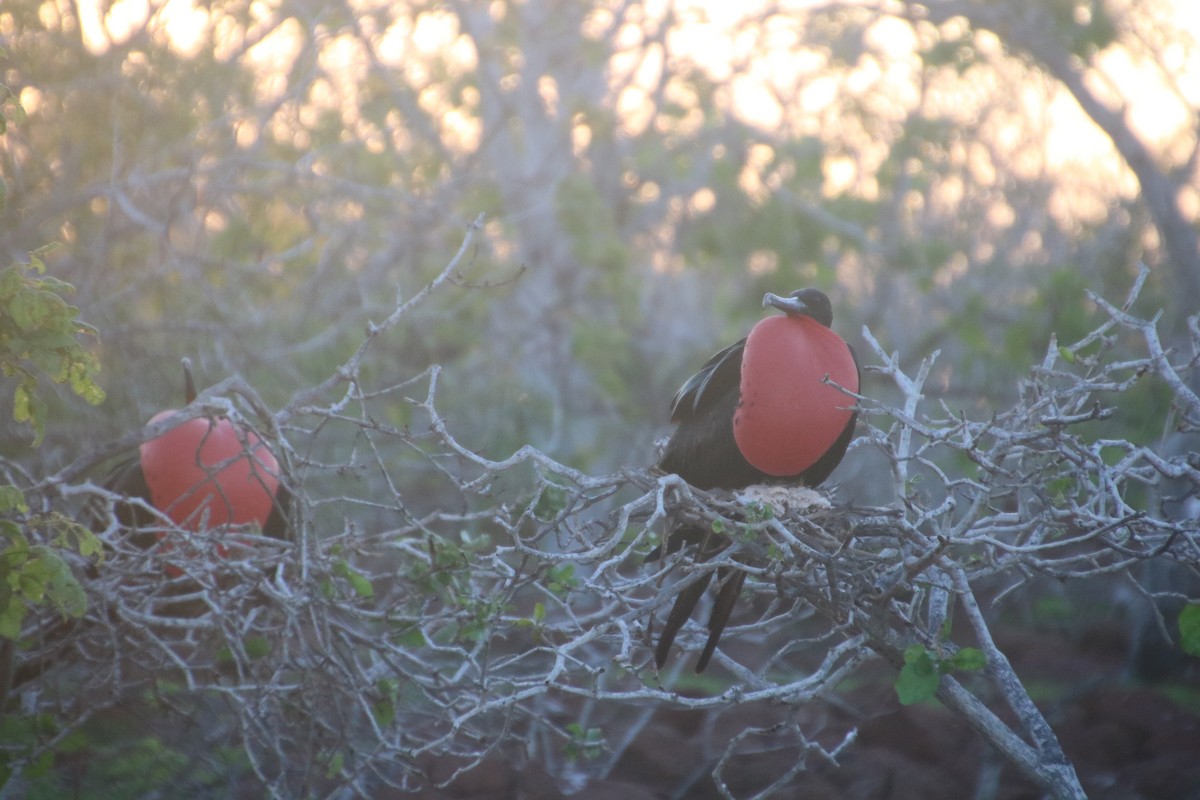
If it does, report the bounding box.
[139,411,281,576]
[733,314,859,477]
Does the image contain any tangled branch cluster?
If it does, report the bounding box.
[8,224,1199,799]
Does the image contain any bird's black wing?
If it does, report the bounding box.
[103,455,148,512]
[669,338,746,423]
[653,340,755,672]
[262,481,292,541]
[660,384,767,493]
[98,455,160,550]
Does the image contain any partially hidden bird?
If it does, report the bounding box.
[653,288,860,672]
[104,359,289,551]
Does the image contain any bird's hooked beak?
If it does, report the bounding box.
[763,292,808,316]
[182,357,198,404]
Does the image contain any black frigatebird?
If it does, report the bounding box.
[8,364,293,692]
[654,288,860,672]
[104,359,290,545]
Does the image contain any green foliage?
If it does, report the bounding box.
[516,563,578,643]
[572,317,637,413]
[515,600,548,643]
[1002,268,1092,364]
[333,559,375,599]
[23,734,191,800]
[0,712,58,786]
[896,645,939,705]
[896,643,986,705]
[0,75,106,772]
[741,501,775,523]
[735,501,775,544]
[0,70,26,139]
[405,532,506,645]
[216,635,272,665]
[5,690,255,795]
[0,62,27,212]
[922,29,981,75]
[0,250,105,446]
[372,677,401,728]
[1180,604,1200,658]
[545,563,577,595]
[1046,0,1118,58]
[556,173,629,274]
[0,486,101,639]
[564,722,604,761]
[323,750,346,780]
[533,481,570,521]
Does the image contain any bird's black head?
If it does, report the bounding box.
[762,288,833,328]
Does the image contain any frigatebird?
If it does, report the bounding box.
[654,288,859,672]
[104,359,289,545]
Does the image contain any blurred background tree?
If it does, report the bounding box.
[4,0,1195,467]
[0,0,1197,796]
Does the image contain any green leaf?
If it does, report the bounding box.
[26,748,55,779]
[564,723,605,761]
[1180,604,1200,657]
[896,644,939,705]
[334,560,374,598]
[10,290,65,331]
[0,485,27,514]
[373,678,399,727]
[373,695,396,728]
[324,750,345,779]
[68,526,104,560]
[17,555,51,604]
[945,647,986,673]
[243,635,271,660]
[546,563,577,595]
[0,600,24,640]
[0,267,21,300]
[45,557,87,618]
[392,625,426,649]
[533,483,569,520]
[0,255,104,446]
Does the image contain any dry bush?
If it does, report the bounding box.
[8,225,1199,799]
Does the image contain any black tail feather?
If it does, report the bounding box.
[655,572,714,669]
[696,568,746,672]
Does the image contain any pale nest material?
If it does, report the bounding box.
[733,484,831,515]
